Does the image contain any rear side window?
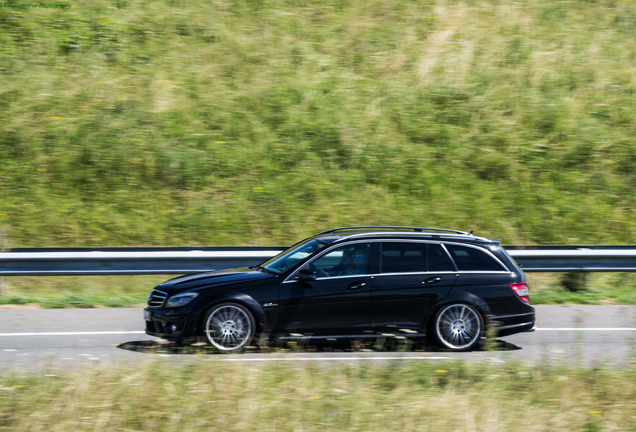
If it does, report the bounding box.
[445,245,506,271]
[428,244,455,271]
[380,243,455,273]
[381,242,427,273]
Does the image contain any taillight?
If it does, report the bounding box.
[511,282,530,303]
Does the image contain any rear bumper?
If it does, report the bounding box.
[488,311,536,337]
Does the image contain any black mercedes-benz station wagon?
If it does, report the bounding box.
[145,227,535,352]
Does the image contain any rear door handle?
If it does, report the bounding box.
[422,277,442,284]
[347,282,367,290]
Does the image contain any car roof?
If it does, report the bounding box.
[311,226,499,246]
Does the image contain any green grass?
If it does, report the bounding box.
[0,0,635,249]
[1,360,636,431]
[529,273,636,305]
[0,275,164,308]
[1,1,635,307]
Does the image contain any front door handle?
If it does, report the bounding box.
[422,277,442,284]
[347,282,367,290]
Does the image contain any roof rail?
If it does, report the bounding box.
[315,226,471,236]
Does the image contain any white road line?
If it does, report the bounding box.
[218,356,454,362]
[0,331,146,337]
[535,328,636,331]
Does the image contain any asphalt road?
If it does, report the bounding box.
[0,305,635,372]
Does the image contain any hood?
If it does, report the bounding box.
[154,267,276,294]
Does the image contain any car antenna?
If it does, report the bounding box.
[469,230,474,235]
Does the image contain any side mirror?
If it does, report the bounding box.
[297,269,317,282]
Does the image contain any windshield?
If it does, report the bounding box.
[261,238,331,275]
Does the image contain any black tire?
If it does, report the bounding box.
[432,303,483,351]
[203,302,255,351]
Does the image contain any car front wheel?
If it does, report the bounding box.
[203,303,255,351]
[432,303,483,351]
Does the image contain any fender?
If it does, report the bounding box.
[231,293,269,332]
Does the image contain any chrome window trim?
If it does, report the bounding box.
[283,270,483,282]
[441,241,511,272]
[282,273,377,284]
[283,239,511,283]
[453,271,515,275]
[372,271,458,277]
[372,270,511,278]
[313,274,375,282]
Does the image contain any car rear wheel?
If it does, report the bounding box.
[203,303,255,351]
[432,303,483,351]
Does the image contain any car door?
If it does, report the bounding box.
[370,241,457,333]
[275,242,374,335]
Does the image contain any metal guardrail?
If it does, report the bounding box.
[506,246,636,272]
[0,247,286,276]
[0,246,635,276]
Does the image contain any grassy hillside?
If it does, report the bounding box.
[1,0,635,247]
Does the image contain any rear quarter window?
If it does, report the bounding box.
[445,244,506,271]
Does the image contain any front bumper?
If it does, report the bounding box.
[144,308,201,341]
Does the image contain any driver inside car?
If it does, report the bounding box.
[327,245,369,276]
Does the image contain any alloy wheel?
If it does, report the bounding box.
[204,303,254,351]
[434,303,482,351]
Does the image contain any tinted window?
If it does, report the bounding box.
[309,243,371,277]
[445,245,505,271]
[428,244,455,271]
[381,243,427,273]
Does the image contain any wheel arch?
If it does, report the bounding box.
[196,292,268,336]
[427,290,491,334]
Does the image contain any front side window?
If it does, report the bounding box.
[445,244,505,271]
[309,243,371,277]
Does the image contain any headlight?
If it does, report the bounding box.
[165,292,199,308]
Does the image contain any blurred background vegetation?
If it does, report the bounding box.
[2,4,636,419]
[0,0,634,248]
